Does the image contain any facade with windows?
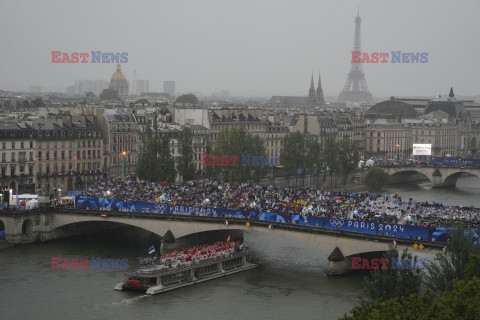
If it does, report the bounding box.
[99,109,145,180]
[0,116,104,196]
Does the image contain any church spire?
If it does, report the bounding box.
[308,74,316,104]
[316,73,325,106]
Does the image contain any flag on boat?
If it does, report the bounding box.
[392,240,397,246]
[101,213,107,218]
[148,245,155,254]
[227,235,231,242]
[224,220,229,226]
[268,224,273,230]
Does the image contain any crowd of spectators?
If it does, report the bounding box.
[80,179,480,228]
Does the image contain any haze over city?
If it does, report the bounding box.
[1,0,479,97]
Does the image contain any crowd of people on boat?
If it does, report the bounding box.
[139,241,242,268]
[79,179,480,228]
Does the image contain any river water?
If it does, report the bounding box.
[1,176,479,320]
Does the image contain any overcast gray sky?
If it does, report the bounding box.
[1,0,479,97]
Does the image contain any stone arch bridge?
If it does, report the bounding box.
[0,209,443,275]
[382,166,480,188]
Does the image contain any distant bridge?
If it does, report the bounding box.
[380,165,480,187]
[0,209,443,275]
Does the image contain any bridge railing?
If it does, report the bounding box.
[51,196,459,246]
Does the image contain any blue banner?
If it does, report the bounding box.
[0,231,4,239]
[73,196,451,242]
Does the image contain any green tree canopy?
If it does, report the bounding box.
[337,139,360,183]
[175,93,198,105]
[176,127,196,182]
[363,246,423,302]
[280,131,319,175]
[364,167,390,189]
[204,137,216,180]
[136,112,176,183]
[322,137,339,173]
[212,126,267,182]
[341,278,480,320]
[426,223,480,293]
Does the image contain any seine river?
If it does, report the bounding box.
[1,176,479,320]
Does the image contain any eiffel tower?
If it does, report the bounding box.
[338,11,374,104]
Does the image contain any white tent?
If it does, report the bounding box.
[366,159,375,167]
[25,199,39,210]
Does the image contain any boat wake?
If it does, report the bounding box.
[111,295,150,306]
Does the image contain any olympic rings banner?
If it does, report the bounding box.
[75,196,444,242]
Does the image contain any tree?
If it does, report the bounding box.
[136,112,176,183]
[465,254,480,280]
[213,126,267,182]
[137,113,160,181]
[340,293,436,320]
[363,246,423,302]
[280,132,311,175]
[159,134,176,182]
[425,278,480,320]
[337,139,360,184]
[99,88,119,100]
[176,127,195,182]
[322,137,339,187]
[426,223,480,293]
[204,137,216,180]
[175,93,198,105]
[341,278,480,320]
[364,167,390,189]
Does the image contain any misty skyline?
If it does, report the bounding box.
[1,0,479,97]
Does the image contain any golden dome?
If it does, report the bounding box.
[111,64,126,81]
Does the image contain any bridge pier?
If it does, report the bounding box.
[326,247,351,276]
[431,174,444,188]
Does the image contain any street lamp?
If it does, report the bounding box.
[121,151,127,180]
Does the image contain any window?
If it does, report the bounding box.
[29,152,33,161]
[21,141,24,149]
[11,142,15,150]
[1,153,5,162]
[11,152,15,162]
